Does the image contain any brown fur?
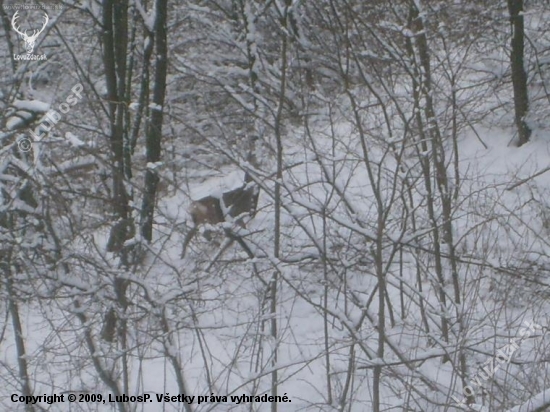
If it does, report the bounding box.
[181,178,259,257]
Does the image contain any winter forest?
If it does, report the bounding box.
[1,0,550,410]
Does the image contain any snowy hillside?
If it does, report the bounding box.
[1,1,550,412]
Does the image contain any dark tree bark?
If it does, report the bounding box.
[140,0,169,242]
[507,0,531,146]
[101,0,133,363]
[7,270,35,412]
[103,0,133,255]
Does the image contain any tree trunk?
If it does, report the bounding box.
[140,0,169,242]
[103,0,132,254]
[507,0,531,146]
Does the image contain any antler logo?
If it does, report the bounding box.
[11,11,49,55]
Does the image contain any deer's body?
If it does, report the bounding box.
[181,174,259,257]
[189,195,224,226]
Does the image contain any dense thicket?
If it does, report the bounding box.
[0,1,549,411]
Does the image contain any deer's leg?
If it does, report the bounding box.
[180,225,198,258]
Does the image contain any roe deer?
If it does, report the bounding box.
[180,170,259,258]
